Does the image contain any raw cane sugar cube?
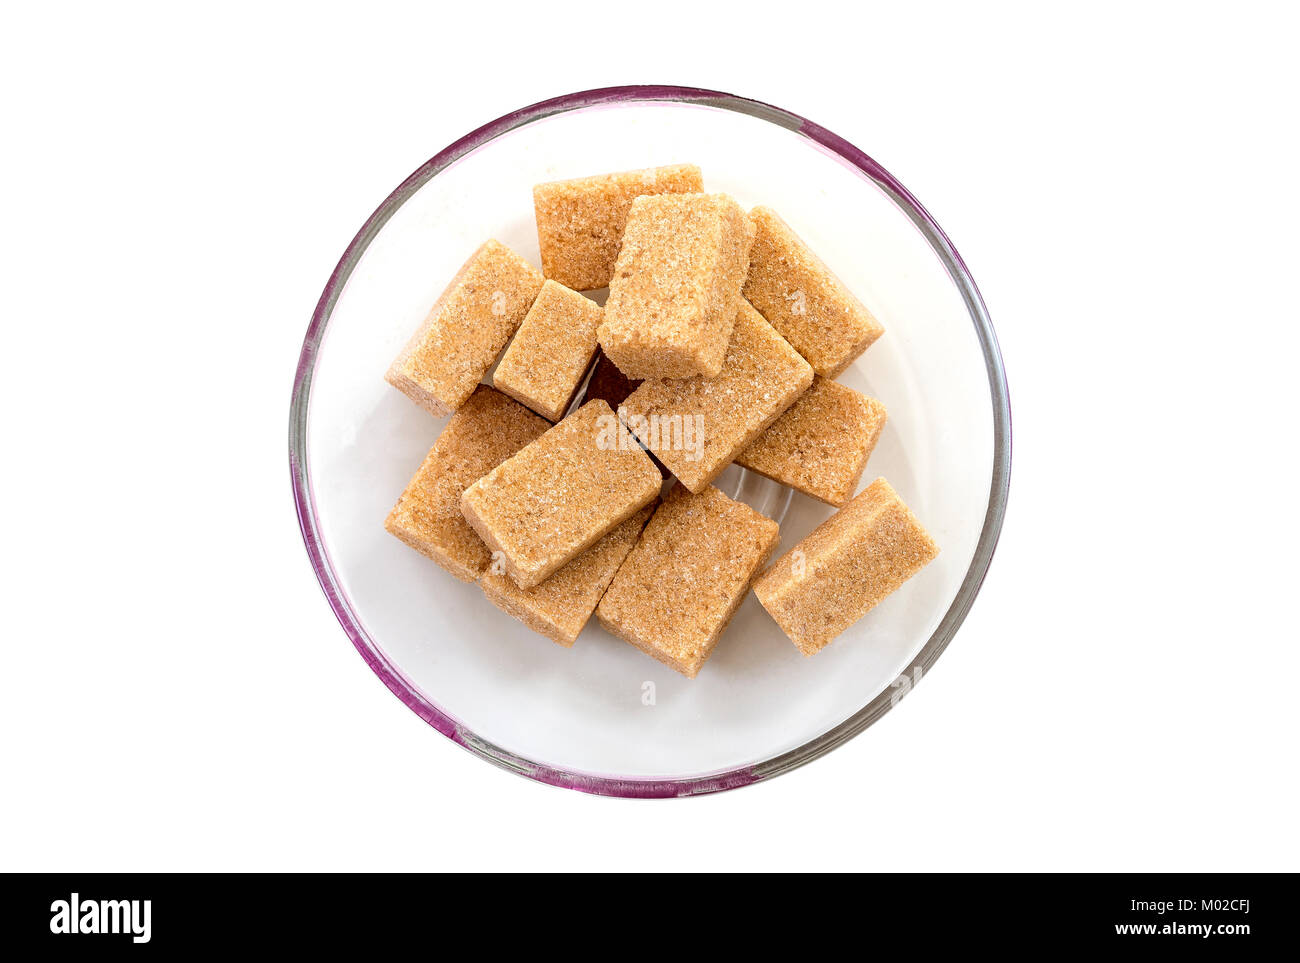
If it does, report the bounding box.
[744,206,884,378]
[596,485,779,679]
[494,280,602,421]
[386,240,544,416]
[753,478,938,656]
[384,386,550,582]
[460,399,660,589]
[736,376,887,507]
[619,300,813,493]
[599,192,754,379]
[479,502,655,647]
[533,163,703,291]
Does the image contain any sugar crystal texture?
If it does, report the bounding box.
[743,206,883,378]
[599,192,754,379]
[493,279,602,421]
[460,399,660,588]
[618,300,812,493]
[596,485,779,678]
[386,240,544,416]
[384,386,550,581]
[479,502,655,647]
[533,164,703,291]
[735,376,887,506]
[753,478,938,656]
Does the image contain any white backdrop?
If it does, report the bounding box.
[1,1,1295,871]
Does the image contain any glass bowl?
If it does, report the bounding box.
[289,86,1011,797]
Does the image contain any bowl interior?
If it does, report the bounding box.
[302,98,997,782]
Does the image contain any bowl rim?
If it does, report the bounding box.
[288,85,1012,798]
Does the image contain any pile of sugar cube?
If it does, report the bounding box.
[384,164,938,678]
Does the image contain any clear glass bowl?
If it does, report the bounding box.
[289,86,1011,797]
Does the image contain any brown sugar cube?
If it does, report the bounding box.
[384,386,550,581]
[460,399,660,589]
[744,206,884,378]
[736,377,887,507]
[493,280,602,421]
[479,502,655,647]
[386,240,544,416]
[533,163,703,291]
[753,478,938,656]
[599,192,754,379]
[596,485,779,679]
[619,300,812,493]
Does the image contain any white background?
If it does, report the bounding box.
[2,2,1296,871]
